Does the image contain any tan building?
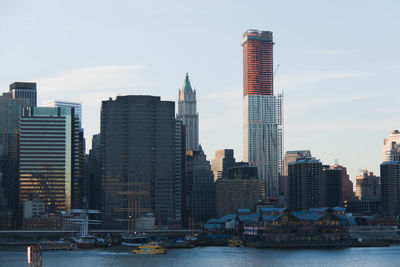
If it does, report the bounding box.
[215,164,264,218]
[356,171,380,201]
[211,149,235,181]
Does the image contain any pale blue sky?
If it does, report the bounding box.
[1,0,400,184]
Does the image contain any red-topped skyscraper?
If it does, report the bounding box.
[242,29,282,198]
[243,30,274,96]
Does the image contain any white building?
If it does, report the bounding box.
[23,199,46,219]
[43,100,82,127]
[243,94,283,198]
[177,73,199,151]
[383,130,400,161]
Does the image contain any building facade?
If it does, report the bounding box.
[288,158,324,211]
[330,164,354,202]
[9,82,37,107]
[323,166,342,207]
[0,93,29,225]
[177,73,199,152]
[383,130,400,162]
[380,161,400,216]
[101,96,183,228]
[215,165,264,218]
[242,30,283,198]
[19,107,83,216]
[211,149,235,181]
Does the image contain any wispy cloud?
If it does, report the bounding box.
[276,70,371,92]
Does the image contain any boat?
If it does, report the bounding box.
[228,238,243,247]
[75,235,95,249]
[131,242,167,255]
[121,233,151,247]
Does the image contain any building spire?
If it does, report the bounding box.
[182,73,193,92]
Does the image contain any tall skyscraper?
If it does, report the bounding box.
[211,149,235,181]
[42,100,82,127]
[101,96,183,228]
[0,93,29,226]
[242,29,283,198]
[383,130,400,161]
[177,73,199,152]
[9,82,37,107]
[19,107,83,216]
[330,164,354,202]
[380,161,400,216]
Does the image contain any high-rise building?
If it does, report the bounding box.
[383,130,400,161]
[86,134,101,211]
[280,150,312,195]
[177,73,199,151]
[355,171,380,201]
[331,164,354,202]
[183,148,215,227]
[9,82,37,107]
[380,161,400,216]
[19,107,83,216]
[288,158,324,211]
[323,166,342,207]
[242,29,283,198]
[215,163,263,218]
[42,100,82,127]
[0,93,29,226]
[211,149,235,181]
[101,96,183,228]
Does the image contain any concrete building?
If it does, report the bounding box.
[355,171,380,201]
[280,150,312,195]
[19,107,83,216]
[9,82,37,107]
[43,100,82,127]
[23,199,46,219]
[380,161,400,216]
[383,130,400,162]
[211,149,235,181]
[177,73,199,152]
[215,163,264,218]
[183,148,215,227]
[288,158,324,211]
[101,96,183,228]
[242,30,283,198]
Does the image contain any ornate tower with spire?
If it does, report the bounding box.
[178,73,199,152]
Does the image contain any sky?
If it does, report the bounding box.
[1,0,400,184]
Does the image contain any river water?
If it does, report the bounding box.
[1,245,400,266]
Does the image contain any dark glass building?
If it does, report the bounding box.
[184,148,215,227]
[9,82,37,107]
[380,161,400,216]
[101,96,183,229]
[288,158,324,211]
[323,166,342,207]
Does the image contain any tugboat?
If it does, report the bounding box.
[131,242,167,255]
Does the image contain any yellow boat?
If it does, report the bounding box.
[228,238,243,247]
[131,242,168,255]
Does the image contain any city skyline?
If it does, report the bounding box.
[1,1,400,183]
